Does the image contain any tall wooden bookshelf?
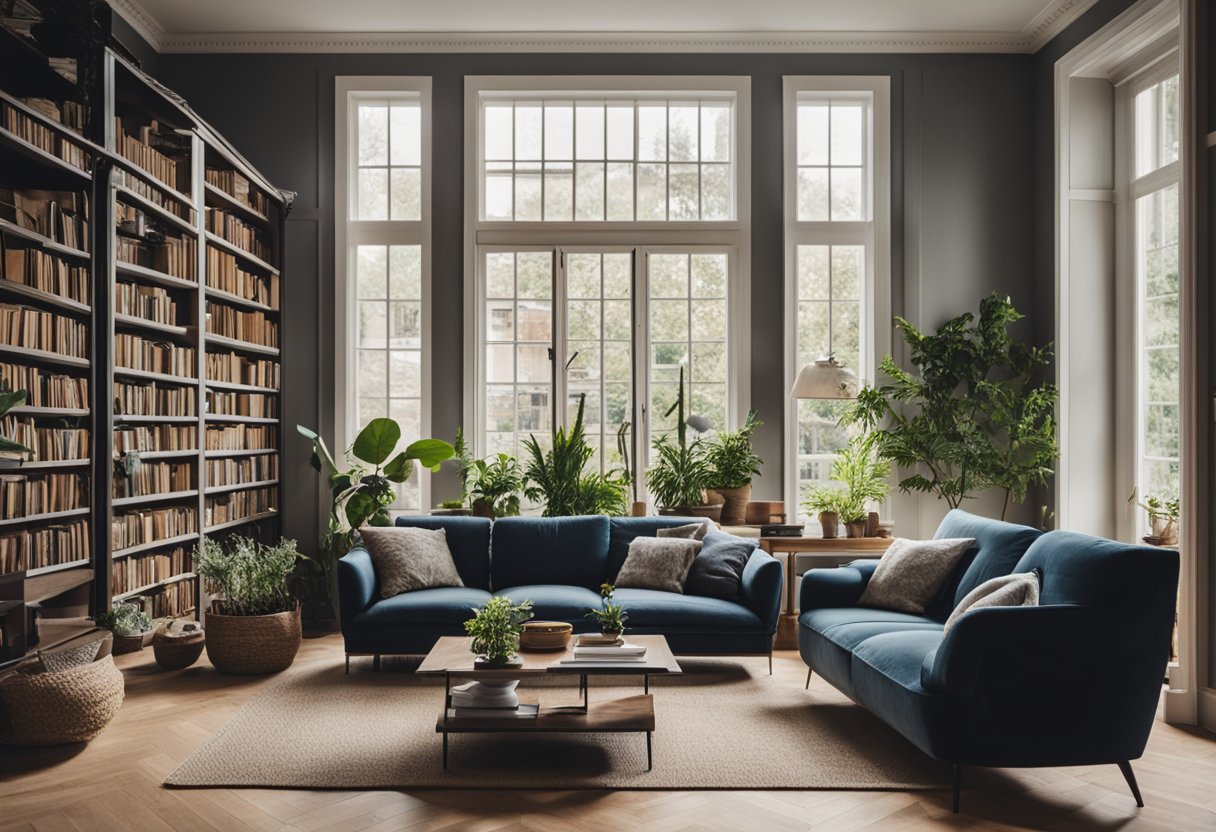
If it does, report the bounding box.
[0,2,287,666]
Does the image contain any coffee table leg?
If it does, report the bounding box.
[644,673,649,694]
[646,731,652,771]
[442,732,448,770]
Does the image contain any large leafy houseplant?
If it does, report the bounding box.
[845,293,1057,520]
[646,368,711,511]
[468,453,524,518]
[465,596,534,664]
[522,395,628,516]
[703,410,763,524]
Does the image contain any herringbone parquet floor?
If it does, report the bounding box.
[2,634,1214,831]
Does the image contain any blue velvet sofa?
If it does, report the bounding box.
[799,509,1179,811]
[338,514,783,668]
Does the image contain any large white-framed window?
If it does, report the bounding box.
[783,77,891,523]
[465,76,750,498]
[336,77,432,512]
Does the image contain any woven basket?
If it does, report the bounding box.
[152,623,205,670]
[0,654,125,745]
[204,605,301,675]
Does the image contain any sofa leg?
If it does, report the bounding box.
[1117,760,1145,807]
[373,654,381,672]
[805,667,812,690]
[768,651,773,675]
[345,654,350,675]
[952,764,962,813]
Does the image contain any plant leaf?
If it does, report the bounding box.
[352,418,401,465]
[404,438,455,469]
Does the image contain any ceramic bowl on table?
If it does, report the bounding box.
[518,621,573,652]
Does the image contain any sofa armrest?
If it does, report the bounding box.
[740,549,782,633]
[337,547,377,631]
[799,558,881,612]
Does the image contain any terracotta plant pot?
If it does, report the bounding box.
[712,484,751,526]
[110,631,148,655]
[818,511,840,539]
[845,519,867,538]
[471,498,495,519]
[204,605,302,675]
[659,504,724,522]
[630,501,648,517]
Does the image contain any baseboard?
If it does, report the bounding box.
[1198,687,1216,732]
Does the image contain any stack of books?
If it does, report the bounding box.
[559,635,649,665]
[447,680,538,719]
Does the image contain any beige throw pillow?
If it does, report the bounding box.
[656,522,710,541]
[360,526,464,599]
[615,537,702,593]
[857,537,976,614]
[944,571,1040,633]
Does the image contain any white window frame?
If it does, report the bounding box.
[464,76,751,471]
[335,76,433,511]
[782,76,892,523]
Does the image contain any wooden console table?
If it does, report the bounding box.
[757,537,892,650]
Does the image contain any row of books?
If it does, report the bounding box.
[138,577,195,618]
[116,281,178,325]
[206,303,279,347]
[205,168,269,216]
[203,423,276,452]
[0,472,86,519]
[0,302,88,358]
[0,188,89,250]
[14,97,86,137]
[113,424,195,455]
[114,333,196,378]
[113,461,192,499]
[0,518,90,576]
[113,380,196,417]
[0,418,88,461]
[206,454,278,488]
[205,352,279,388]
[112,505,197,551]
[115,232,198,281]
[204,486,275,527]
[205,207,272,262]
[115,170,190,222]
[0,361,87,408]
[114,117,186,192]
[2,245,89,305]
[206,249,278,307]
[113,546,189,595]
[206,390,277,419]
[2,100,87,170]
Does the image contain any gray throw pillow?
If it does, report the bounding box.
[683,531,755,601]
[944,570,1040,633]
[858,537,976,614]
[360,526,464,599]
[656,522,710,541]
[615,537,702,593]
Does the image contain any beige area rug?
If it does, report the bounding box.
[165,658,950,790]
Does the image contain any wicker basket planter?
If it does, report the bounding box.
[152,622,206,670]
[204,605,301,675]
[0,654,125,745]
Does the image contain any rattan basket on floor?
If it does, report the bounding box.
[0,654,125,745]
[204,605,301,674]
[152,622,205,669]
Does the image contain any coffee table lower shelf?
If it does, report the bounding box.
[435,693,656,771]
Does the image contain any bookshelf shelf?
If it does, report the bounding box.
[113,414,198,424]
[124,449,198,461]
[205,232,280,276]
[204,334,280,357]
[113,533,201,560]
[204,478,280,496]
[0,278,91,315]
[114,572,197,602]
[0,126,91,185]
[204,379,279,394]
[205,448,276,458]
[25,558,92,578]
[112,490,200,508]
[204,414,278,425]
[203,286,278,314]
[0,507,89,528]
[113,183,197,234]
[113,365,198,386]
[0,218,90,260]
[26,567,94,603]
[204,510,278,534]
[114,260,199,292]
[0,27,78,101]
[113,313,192,338]
[204,182,270,225]
[0,343,89,368]
[9,406,89,417]
[11,458,90,470]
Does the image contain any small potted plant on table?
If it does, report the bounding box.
[465,596,533,667]
[1139,495,1179,546]
[704,410,764,526]
[468,453,524,519]
[586,583,628,639]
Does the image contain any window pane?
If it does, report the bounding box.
[485,171,513,220]
[389,104,420,166]
[637,104,667,162]
[389,168,421,221]
[797,245,829,300]
[701,164,730,220]
[606,162,634,221]
[357,245,387,299]
[389,350,421,397]
[668,104,698,162]
[830,167,862,221]
[650,254,687,298]
[576,104,605,160]
[357,168,388,220]
[606,105,634,160]
[515,105,542,160]
[543,164,573,221]
[389,245,421,300]
[517,253,552,298]
[830,104,864,166]
[668,163,699,220]
[691,253,727,298]
[484,106,514,160]
[701,104,731,163]
[797,104,829,165]
[514,167,542,222]
[359,301,386,348]
[636,163,667,220]
[797,168,829,221]
[544,103,573,161]
[389,301,421,348]
[830,246,863,300]
[575,162,605,221]
[358,104,388,165]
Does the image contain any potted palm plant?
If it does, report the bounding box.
[647,368,718,520]
[704,410,763,525]
[468,453,524,519]
[522,395,628,516]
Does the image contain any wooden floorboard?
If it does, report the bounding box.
[1,634,1214,831]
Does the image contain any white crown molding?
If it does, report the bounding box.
[109,1,1099,55]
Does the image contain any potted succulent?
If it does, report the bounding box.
[704,410,763,525]
[465,596,534,667]
[647,369,718,520]
[0,389,32,469]
[1139,495,1179,546]
[522,394,628,517]
[586,583,628,638]
[194,536,307,674]
[468,453,524,519]
[93,601,152,654]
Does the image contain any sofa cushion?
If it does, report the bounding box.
[491,516,610,591]
[944,570,1040,634]
[613,588,763,631]
[858,537,975,614]
[607,517,715,581]
[353,586,493,629]
[656,521,711,540]
[395,516,492,590]
[614,537,701,592]
[799,607,942,696]
[360,527,464,599]
[492,585,604,624]
[684,531,755,601]
[933,509,1044,609]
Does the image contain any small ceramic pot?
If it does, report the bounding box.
[818,511,839,539]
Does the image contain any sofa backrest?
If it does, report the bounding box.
[606,516,712,581]
[394,516,492,590]
[932,509,1044,610]
[490,515,610,591]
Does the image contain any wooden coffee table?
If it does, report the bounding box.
[417,635,682,771]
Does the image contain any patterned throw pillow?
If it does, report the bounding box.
[656,522,710,541]
[615,537,702,593]
[944,570,1040,633]
[858,537,976,614]
[360,526,465,599]
[37,636,107,674]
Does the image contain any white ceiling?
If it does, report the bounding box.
[111,0,1098,53]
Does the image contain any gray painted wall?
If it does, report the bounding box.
[155,52,1036,557]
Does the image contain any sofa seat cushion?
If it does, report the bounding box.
[798,607,942,697]
[613,588,763,631]
[492,585,604,624]
[353,587,493,630]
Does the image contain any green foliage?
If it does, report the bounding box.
[844,293,1058,520]
[802,432,890,523]
[1139,495,1180,522]
[586,583,628,633]
[450,426,475,504]
[469,453,525,518]
[704,410,763,489]
[522,395,629,516]
[646,368,711,508]
[93,601,151,637]
[0,389,31,455]
[194,536,304,616]
[464,596,534,663]
[297,420,455,569]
